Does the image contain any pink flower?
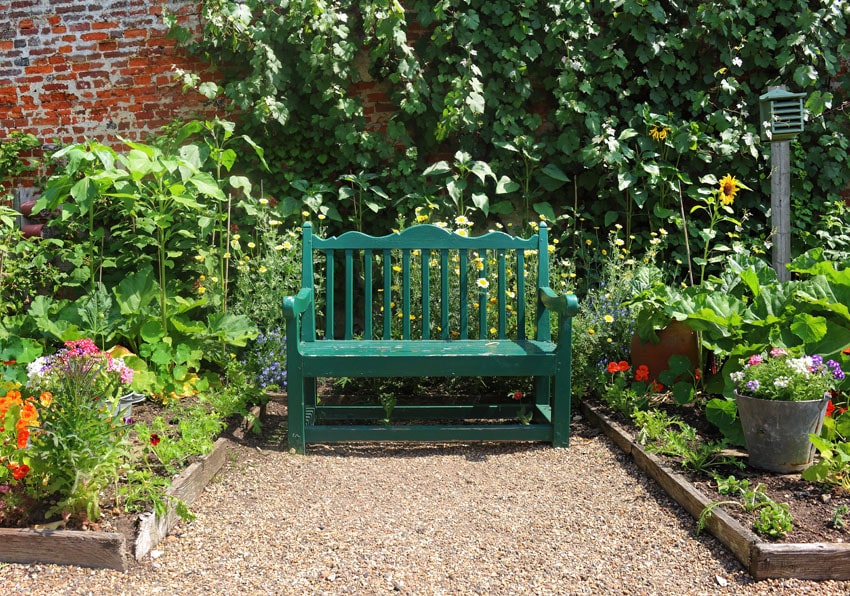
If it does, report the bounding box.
[747,355,763,367]
[769,347,787,358]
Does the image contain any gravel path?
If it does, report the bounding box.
[3,412,850,595]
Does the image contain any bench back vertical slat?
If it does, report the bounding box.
[364,249,373,339]
[344,249,354,340]
[421,250,431,339]
[536,224,551,341]
[517,250,526,340]
[497,249,507,339]
[382,249,392,340]
[325,248,335,339]
[440,249,449,339]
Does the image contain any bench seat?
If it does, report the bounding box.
[298,339,559,377]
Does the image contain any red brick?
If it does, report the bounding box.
[81,32,110,42]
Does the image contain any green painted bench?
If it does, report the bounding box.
[282,221,579,454]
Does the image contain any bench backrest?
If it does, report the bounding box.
[299,222,553,342]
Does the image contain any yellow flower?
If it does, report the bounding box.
[585,239,592,246]
[199,275,206,281]
[718,174,741,205]
[198,286,206,295]
[232,234,240,241]
[194,255,204,262]
[258,266,267,273]
[588,328,595,335]
[269,219,281,226]
[283,241,293,250]
[318,214,326,220]
[247,242,256,249]
[604,314,614,323]
[259,198,269,205]
[649,124,670,142]
[455,228,469,237]
[302,211,310,217]
[392,265,402,273]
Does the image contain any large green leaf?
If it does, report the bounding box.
[206,313,259,347]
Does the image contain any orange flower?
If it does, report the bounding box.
[16,428,29,449]
[634,365,650,382]
[7,463,29,480]
[39,391,53,407]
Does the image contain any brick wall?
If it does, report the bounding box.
[0,0,216,151]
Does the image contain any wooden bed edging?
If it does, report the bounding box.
[0,404,262,571]
[580,401,850,581]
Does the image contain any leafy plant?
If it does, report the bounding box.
[699,475,793,539]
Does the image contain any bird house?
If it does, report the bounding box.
[759,88,805,142]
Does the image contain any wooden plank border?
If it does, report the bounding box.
[581,400,850,580]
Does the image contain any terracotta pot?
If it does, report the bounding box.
[629,319,699,382]
[18,199,36,217]
[21,223,44,238]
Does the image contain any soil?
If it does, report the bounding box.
[583,394,850,545]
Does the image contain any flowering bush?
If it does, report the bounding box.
[242,328,287,391]
[0,339,138,523]
[26,339,135,412]
[731,349,846,402]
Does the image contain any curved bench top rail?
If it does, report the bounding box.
[307,222,544,250]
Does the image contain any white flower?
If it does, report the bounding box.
[475,278,489,290]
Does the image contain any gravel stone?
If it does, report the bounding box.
[3,417,850,594]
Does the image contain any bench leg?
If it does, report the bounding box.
[552,371,571,448]
[534,376,550,408]
[287,365,307,454]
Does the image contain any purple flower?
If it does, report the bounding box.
[827,360,845,381]
[745,380,760,393]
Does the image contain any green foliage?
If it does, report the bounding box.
[700,475,793,539]
[31,120,262,396]
[802,407,850,491]
[172,1,850,271]
[0,131,40,192]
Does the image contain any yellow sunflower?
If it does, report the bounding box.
[718,174,741,205]
[649,124,670,142]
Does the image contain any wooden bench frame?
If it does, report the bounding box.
[283,221,578,454]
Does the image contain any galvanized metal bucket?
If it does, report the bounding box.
[735,392,829,474]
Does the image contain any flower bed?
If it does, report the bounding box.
[581,400,850,580]
[0,402,261,570]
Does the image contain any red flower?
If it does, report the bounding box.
[694,368,702,381]
[827,401,848,418]
[512,391,524,401]
[634,365,650,382]
[2,359,15,366]
[7,463,29,480]
[651,381,664,393]
[150,433,161,447]
[607,361,630,374]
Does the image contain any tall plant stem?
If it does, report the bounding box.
[677,180,695,286]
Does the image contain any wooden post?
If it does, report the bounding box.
[771,140,791,282]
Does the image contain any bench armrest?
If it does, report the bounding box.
[539,287,579,318]
[283,288,314,320]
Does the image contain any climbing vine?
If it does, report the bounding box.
[169,0,850,269]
